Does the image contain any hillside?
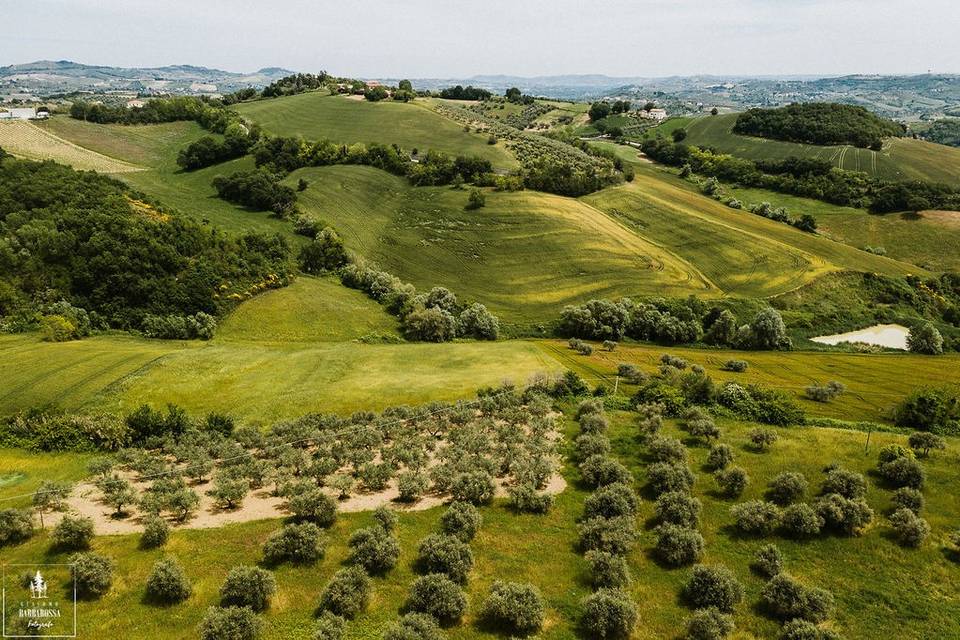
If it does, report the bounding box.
[732,103,903,148]
[682,113,960,185]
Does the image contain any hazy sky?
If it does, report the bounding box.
[4,0,958,77]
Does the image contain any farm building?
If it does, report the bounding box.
[0,107,45,120]
[641,108,668,122]
[126,99,146,109]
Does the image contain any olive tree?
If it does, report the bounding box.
[479,581,545,635]
[263,522,325,565]
[220,566,276,611]
[416,534,474,584]
[683,564,744,612]
[766,472,808,505]
[52,515,95,551]
[686,607,734,640]
[655,491,701,528]
[383,613,443,640]
[579,589,637,640]
[406,573,467,625]
[145,556,192,603]
[714,467,749,498]
[760,574,833,623]
[889,508,930,548]
[729,501,781,536]
[751,544,784,578]
[198,606,262,640]
[318,567,370,619]
[654,524,704,566]
[348,525,399,574]
[32,480,71,528]
[71,552,114,599]
[908,431,946,458]
[440,501,481,541]
[140,515,170,548]
[585,550,630,589]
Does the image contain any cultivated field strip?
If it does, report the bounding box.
[0,120,142,172]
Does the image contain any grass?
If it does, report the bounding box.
[0,120,141,172]
[288,165,713,326]
[233,93,517,170]
[540,339,960,423]
[683,113,960,184]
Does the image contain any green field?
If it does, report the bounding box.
[287,164,713,325]
[682,114,960,185]
[0,120,142,172]
[233,93,517,169]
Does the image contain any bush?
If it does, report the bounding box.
[313,612,346,640]
[878,456,926,489]
[683,564,744,612]
[752,544,784,577]
[908,431,946,457]
[575,433,611,463]
[815,494,874,535]
[779,619,842,640]
[479,581,545,635]
[647,435,687,463]
[706,443,734,471]
[198,606,262,640]
[145,556,192,603]
[580,589,638,640]
[748,428,778,451]
[907,322,944,354]
[578,516,639,555]
[141,515,170,548]
[891,487,924,514]
[383,613,444,640]
[397,471,429,502]
[584,483,639,520]
[449,471,495,505]
[580,455,634,488]
[714,467,749,498]
[0,508,34,546]
[586,550,630,589]
[507,484,554,514]
[722,359,748,373]
[820,467,867,499]
[579,412,609,434]
[71,552,114,599]
[893,387,960,434]
[319,567,370,619]
[761,574,834,623]
[780,503,824,538]
[730,501,781,536]
[406,573,467,625]
[646,462,696,495]
[263,522,325,565]
[52,515,94,551]
[417,534,474,584]
[889,507,930,547]
[440,501,481,542]
[220,566,276,612]
[767,472,808,505]
[349,525,400,574]
[403,307,458,342]
[804,381,846,403]
[288,489,338,526]
[459,303,500,339]
[655,491,702,528]
[686,607,735,640]
[655,524,705,566]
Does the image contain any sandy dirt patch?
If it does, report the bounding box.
[917,210,960,229]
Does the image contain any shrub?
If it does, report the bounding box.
[580,455,634,488]
[617,363,647,385]
[383,613,444,640]
[71,552,114,599]
[449,471,495,505]
[804,381,846,403]
[584,483,640,520]
[780,503,824,538]
[288,489,337,526]
[508,484,554,514]
[891,487,924,514]
[907,322,944,354]
[0,508,34,546]
[722,359,748,373]
[893,387,960,433]
[586,550,630,589]
[417,534,474,584]
[580,589,638,640]
[479,581,545,635]
[52,515,94,551]
[575,433,612,462]
[686,607,735,640]
[730,501,781,536]
[349,525,400,574]
[889,507,930,547]
[198,606,262,640]
[465,188,486,210]
[820,467,867,499]
[655,524,705,566]
[140,515,170,548]
[706,443,734,471]
[748,428,778,451]
[908,431,946,457]
[406,573,467,625]
[683,564,744,612]
[815,494,874,535]
[145,556,192,603]
[714,467,749,498]
[319,567,370,619]
[579,413,609,434]
[440,501,481,542]
[220,566,276,612]
[647,436,687,463]
[767,472,809,505]
[878,456,925,489]
[751,544,784,577]
[313,612,346,640]
[655,491,702,528]
[761,574,833,622]
[263,522,325,565]
[779,619,842,640]
[577,516,639,555]
[458,303,500,340]
[647,462,696,495]
[397,471,429,502]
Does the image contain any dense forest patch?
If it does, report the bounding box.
[733,103,904,149]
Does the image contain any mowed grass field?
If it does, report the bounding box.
[0,120,141,172]
[2,406,958,639]
[683,113,960,185]
[233,92,517,170]
[287,165,714,325]
[540,339,960,423]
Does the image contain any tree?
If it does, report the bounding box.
[878,455,925,489]
[578,516,639,555]
[760,574,833,623]
[0,509,34,546]
[406,573,467,624]
[907,322,943,354]
[748,428,778,451]
[711,107,719,116]
[440,501,481,541]
[683,564,744,612]
[705,310,739,346]
[586,550,630,589]
[458,303,500,340]
[71,552,114,599]
[730,501,781,536]
[686,607,734,640]
[889,508,930,547]
[479,581,545,635]
[908,431,946,457]
[449,471,495,505]
[706,443,734,471]
[646,462,695,495]
[32,480,71,528]
[403,307,457,342]
[779,619,842,640]
[299,227,349,274]
[655,491,701,528]
[319,567,370,619]
[288,489,338,526]
[208,475,248,510]
[52,515,94,551]
[589,102,612,122]
[145,556,192,603]
[891,487,924,514]
[141,515,170,548]
[348,525,399,574]
[752,544,784,578]
[781,503,824,538]
[893,387,960,433]
[820,467,867,499]
[416,534,474,584]
[815,493,873,535]
[766,472,808,505]
[398,79,414,92]
[714,466,749,498]
[263,522,326,565]
[465,188,486,210]
[96,475,137,516]
[313,612,346,640]
[580,589,637,639]
[654,524,704,566]
[383,613,443,640]
[220,566,276,611]
[745,308,792,350]
[584,483,640,520]
[167,488,200,522]
[505,87,522,101]
[672,128,688,142]
[198,606,262,640]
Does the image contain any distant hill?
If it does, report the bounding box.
[0,60,297,96]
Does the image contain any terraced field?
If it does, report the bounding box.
[683,113,960,185]
[233,92,517,169]
[0,120,142,172]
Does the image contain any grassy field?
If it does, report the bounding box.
[288,164,714,325]
[683,114,960,185]
[233,93,517,170]
[0,120,142,172]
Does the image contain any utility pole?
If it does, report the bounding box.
[613,375,620,395]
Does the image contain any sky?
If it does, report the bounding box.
[3,0,959,78]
